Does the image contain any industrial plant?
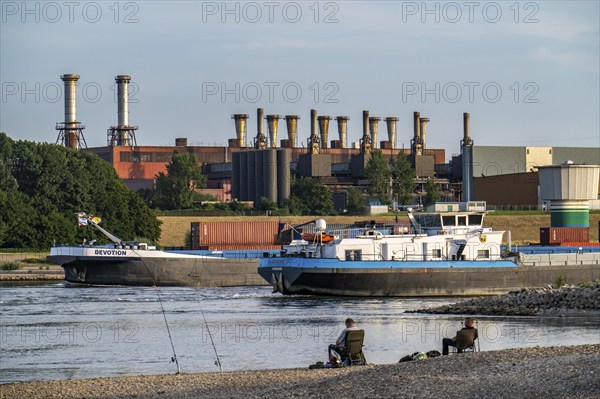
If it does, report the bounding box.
[54,73,600,212]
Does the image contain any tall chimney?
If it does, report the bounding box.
[56,74,85,149]
[360,110,372,154]
[63,74,78,149]
[413,111,422,155]
[419,117,430,150]
[309,109,320,153]
[369,117,381,149]
[232,114,249,147]
[107,75,138,146]
[116,75,130,127]
[335,116,349,149]
[255,108,267,149]
[285,115,299,147]
[463,112,472,144]
[385,117,398,149]
[317,115,332,149]
[461,112,474,201]
[266,114,280,148]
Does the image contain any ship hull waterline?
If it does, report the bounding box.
[258,259,600,297]
[50,254,266,287]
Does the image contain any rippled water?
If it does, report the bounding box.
[1,282,599,383]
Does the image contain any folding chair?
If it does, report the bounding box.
[451,329,478,354]
[342,329,367,365]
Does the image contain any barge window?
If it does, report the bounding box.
[442,216,455,227]
[477,249,490,259]
[432,249,442,258]
[468,215,482,226]
[457,216,467,226]
[345,249,362,261]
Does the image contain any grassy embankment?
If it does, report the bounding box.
[158,213,600,247]
[0,251,63,281]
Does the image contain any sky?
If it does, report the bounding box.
[1,1,599,160]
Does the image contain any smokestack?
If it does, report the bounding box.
[419,117,430,150]
[311,109,317,138]
[115,75,133,145]
[317,115,332,149]
[309,109,320,153]
[363,110,370,141]
[116,75,130,127]
[255,108,267,149]
[360,110,372,154]
[62,74,78,149]
[413,111,421,143]
[463,112,472,144]
[107,75,139,146]
[335,116,349,149]
[385,117,398,149]
[257,108,265,137]
[284,115,299,147]
[232,114,249,147]
[266,114,280,148]
[56,74,85,149]
[461,112,474,201]
[413,111,422,155]
[369,117,381,149]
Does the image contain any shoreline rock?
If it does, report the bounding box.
[2,345,599,399]
[408,281,600,316]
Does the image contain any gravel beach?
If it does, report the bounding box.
[2,345,599,399]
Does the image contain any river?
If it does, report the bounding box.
[1,282,599,383]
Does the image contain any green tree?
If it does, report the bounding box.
[424,178,440,206]
[256,196,277,211]
[0,133,161,248]
[364,150,391,204]
[391,152,416,205]
[152,152,207,210]
[345,187,366,215]
[288,176,335,216]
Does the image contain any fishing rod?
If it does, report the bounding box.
[77,213,181,373]
[136,253,181,374]
[198,300,223,372]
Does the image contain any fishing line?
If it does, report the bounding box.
[197,300,223,372]
[135,251,181,374]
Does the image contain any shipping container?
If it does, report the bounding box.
[205,244,281,251]
[193,221,290,246]
[560,242,600,247]
[539,227,589,245]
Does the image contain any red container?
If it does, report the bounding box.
[540,227,589,245]
[206,244,281,250]
[560,242,600,247]
[195,221,290,245]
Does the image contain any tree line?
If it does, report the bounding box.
[0,133,161,249]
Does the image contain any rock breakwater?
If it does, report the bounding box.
[409,281,600,316]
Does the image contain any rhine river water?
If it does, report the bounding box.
[1,282,599,383]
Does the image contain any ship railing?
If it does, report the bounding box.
[327,223,414,240]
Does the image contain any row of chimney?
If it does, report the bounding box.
[231,108,400,150]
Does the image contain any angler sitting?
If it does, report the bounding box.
[442,317,478,355]
[326,318,367,366]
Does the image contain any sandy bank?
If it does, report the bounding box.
[2,345,599,399]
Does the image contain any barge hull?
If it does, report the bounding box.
[55,257,265,287]
[259,260,600,296]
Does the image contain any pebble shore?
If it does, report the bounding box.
[409,281,600,316]
[2,345,599,399]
